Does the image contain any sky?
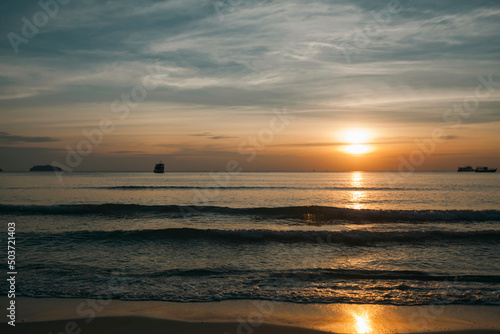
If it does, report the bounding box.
[0,0,499,171]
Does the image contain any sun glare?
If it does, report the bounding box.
[341,129,371,144]
[343,144,370,154]
[353,314,371,334]
[340,129,372,155]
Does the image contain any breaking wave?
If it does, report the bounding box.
[2,204,499,222]
[22,227,500,246]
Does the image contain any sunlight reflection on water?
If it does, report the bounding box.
[348,172,367,210]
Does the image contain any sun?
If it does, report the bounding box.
[341,129,371,144]
[340,129,373,155]
[344,144,370,154]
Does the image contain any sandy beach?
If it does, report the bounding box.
[2,297,499,334]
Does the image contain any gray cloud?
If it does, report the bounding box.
[2,0,499,112]
[0,132,58,143]
[109,150,146,154]
[188,132,237,140]
[0,0,499,170]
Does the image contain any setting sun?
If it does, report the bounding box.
[341,129,371,144]
[343,144,371,154]
[340,129,373,155]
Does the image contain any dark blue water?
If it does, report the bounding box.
[1,172,499,305]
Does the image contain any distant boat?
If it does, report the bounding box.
[475,166,497,173]
[154,161,165,173]
[457,166,474,172]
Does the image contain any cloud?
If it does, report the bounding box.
[188,132,212,137]
[1,0,499,113]
[0,0,499,170]
[188,132,237,140]
[270,142,344,148]
[0,132,58,143]
[109,150,145,154]
[270,137,418,148]
[209,135,237,140]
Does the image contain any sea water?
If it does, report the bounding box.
[0,171,499,305]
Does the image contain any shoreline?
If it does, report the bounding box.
[2,297,500,334]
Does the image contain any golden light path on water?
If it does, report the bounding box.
[348,172,366,210]
[353,313,372,333]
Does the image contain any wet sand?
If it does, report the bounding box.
[1,297,499,334]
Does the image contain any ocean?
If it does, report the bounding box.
[1,171,499,306]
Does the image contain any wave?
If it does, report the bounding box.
[15,263,500,283]
[122,267,500,283]
[15,290,500,306]
[2,204,499,222]
[91,185,409,191]
[22,227,500,246]
[3,185,416,191]
[13,265,500,305]
[274,269,500,283]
